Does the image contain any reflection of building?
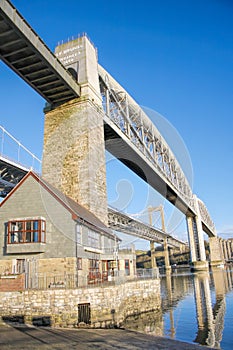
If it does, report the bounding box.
[0,172,136,289]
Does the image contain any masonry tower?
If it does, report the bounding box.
[42,35,108,225]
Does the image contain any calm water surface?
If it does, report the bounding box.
[124,268,233,350]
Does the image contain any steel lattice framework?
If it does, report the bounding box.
[0,126,41,197]
[99,65,215,236]
[108,207,186,248]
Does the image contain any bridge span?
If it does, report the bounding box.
[108,206,185,249]
[99,65,214,237]
[0,0,80,104]
[0,0,226,270]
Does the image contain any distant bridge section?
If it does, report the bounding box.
[0,125,41,197]
[108,206,186,249]
[0,156,27,197]
[0,0,80,105]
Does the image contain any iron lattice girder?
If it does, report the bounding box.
[99,65,193,206]
[198,199,215,236]
[99,65,215,236]
[0,0,80,105]
[108,207,185,248]
[0,156,27,196]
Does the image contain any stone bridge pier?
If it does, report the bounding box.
[219,238,233,263]
[186,196,226,271]
[209,237,225,267]
[42,36,108,225]
[186,214,208,271]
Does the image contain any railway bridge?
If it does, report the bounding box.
[0,0,227,270]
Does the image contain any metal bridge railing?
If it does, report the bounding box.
[0,125,41,173]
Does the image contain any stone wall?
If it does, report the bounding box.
[0,279,161,328]
[43,35,108,226]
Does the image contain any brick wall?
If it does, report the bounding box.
[0,274,25,292]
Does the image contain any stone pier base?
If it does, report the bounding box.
[191,261,209,272]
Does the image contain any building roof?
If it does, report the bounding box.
[0,171,117,239]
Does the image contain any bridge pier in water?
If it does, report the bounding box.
[186,194,226,271]
[226,240,232,260]
[42,36,108,225]
[209,237,225,268]
[186,215,209,271]
[163,238,171,271]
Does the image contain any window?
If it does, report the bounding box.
[125,259,130,276]
[89,259,99,271]
[12,259,26,274]
[87,229,100,249]
[8,219,46,244]
[88,259,100,284]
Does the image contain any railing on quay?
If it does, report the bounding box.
[23,269,160,290]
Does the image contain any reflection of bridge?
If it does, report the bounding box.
[193,269,233,349]
[157,269,232,348]
[0,0,230,270]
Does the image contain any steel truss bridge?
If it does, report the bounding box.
[98,66,215,237]
[0,0,215,244]
[108,207,185,248]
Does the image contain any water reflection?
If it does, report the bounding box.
[123,268,233,350]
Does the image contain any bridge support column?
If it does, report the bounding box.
[222,240,228,262]
[186,195,208,271]
[225,240,230,261]
[164,238,171,271]
[150,241,157,269]
[42,36,108,225]
[219,239,225,262]
[209,237,224,268]
[186,215,208,272]
[227,240,232,261]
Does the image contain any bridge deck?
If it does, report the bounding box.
[0,0,80,105]
[108,207,185,248]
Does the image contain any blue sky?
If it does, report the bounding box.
[0,0,233,243]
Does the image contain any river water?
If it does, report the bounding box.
[124,268,233,350]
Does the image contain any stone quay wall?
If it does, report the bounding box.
[0,279,161,328]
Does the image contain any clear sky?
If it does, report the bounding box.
[0,0,233,245]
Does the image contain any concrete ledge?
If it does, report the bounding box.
[210,260,225,269]
[7,243,46,254]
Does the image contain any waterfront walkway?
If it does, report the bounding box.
[0,324,216,350]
